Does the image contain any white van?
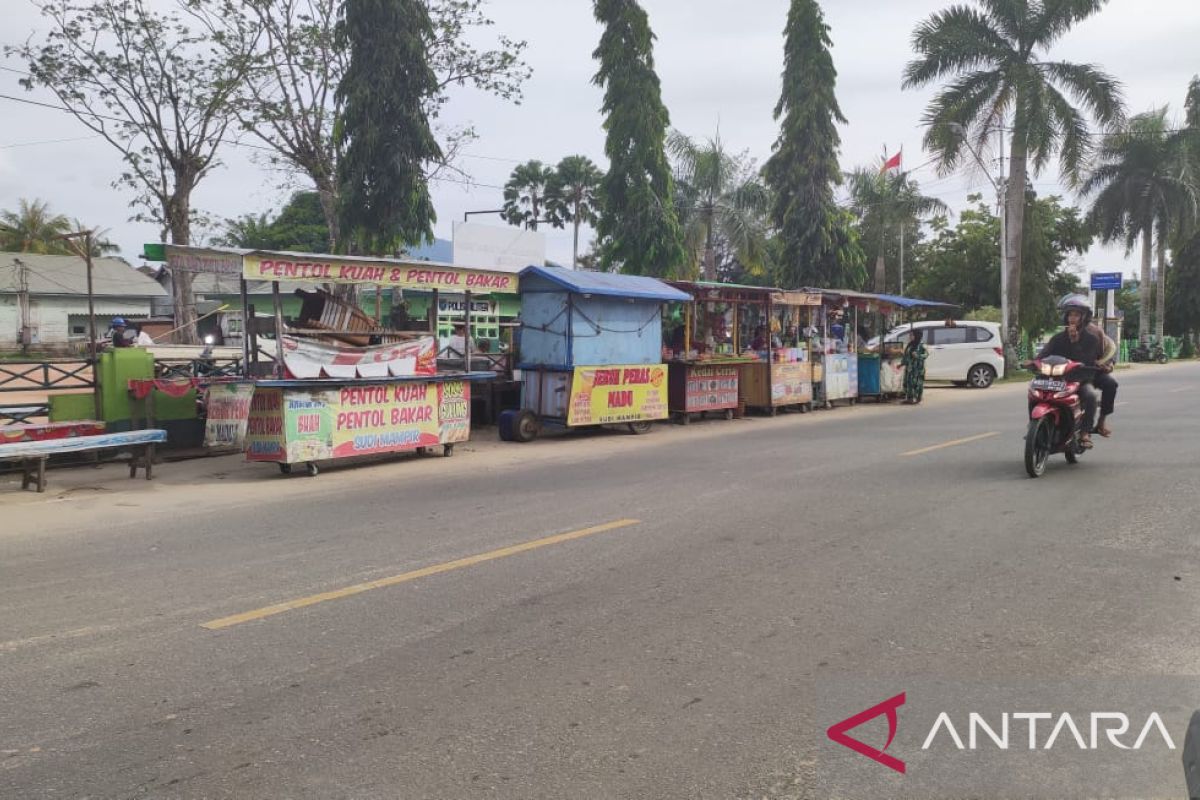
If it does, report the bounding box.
[877,321,1004,388]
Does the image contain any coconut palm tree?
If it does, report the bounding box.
[545,155,603,268]
[668,130,771,281]
[0,198,72,254]
[903,0,1124,354]
[1083,107,1199,342]
[846,161,947,293]
[501,160,557,231]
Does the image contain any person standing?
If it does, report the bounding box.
[901,329,928,404]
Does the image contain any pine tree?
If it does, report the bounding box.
[764,0,861,288]
[336,0,442,254]
[591,0,685,276]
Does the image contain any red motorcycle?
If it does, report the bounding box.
[1024,355,1100,478]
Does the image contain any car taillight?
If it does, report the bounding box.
[993,347,1004,358]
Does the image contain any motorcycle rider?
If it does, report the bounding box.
[1027,295,1104,448]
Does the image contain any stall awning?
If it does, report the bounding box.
[162,245,521,294]
[808,288,959,311]
[520,265,691,302]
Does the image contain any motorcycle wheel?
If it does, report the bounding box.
[1024,418,1053,478]
[1157,353,1169,364]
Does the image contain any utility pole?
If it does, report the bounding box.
[15,258,30,356]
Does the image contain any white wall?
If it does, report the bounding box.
[452,221,545,272]
[0,295,155,349]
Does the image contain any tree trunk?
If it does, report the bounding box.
[703,218,716,281]
[572,218,581,270]
[1004,140,1028,359]
[167,191,199,345]
[1155,234,1167,343]
[1139,227,1152,342]
[317,181,341,254]
[873,253,886,294]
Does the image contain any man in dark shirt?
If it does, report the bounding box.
[1034,302,1103,446]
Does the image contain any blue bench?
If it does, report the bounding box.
[0,429,168,493]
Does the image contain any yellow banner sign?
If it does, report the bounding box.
[243,255,518,293]
[567,364,669,426]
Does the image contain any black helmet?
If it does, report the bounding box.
[1057,293,1093,327]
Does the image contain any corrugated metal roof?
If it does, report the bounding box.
[520,265,691,301]
[0,253,168,297]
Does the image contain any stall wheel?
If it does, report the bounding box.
[678,413,691,426]
[278,463,292,475]
[724,408,734,421]
[513,409,541,443]
[306,462,320,477]
[443,445,454,458]
[628,421,653,435]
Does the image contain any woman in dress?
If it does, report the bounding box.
[901,329,928,404]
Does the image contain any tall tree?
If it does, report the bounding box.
[591,0,686,277]
[218,192,331,252]
[0,199,71,254]
[545,155,604,268]
[763,0,859,288]
[336,0,443,254]
[501,160,556,231]
[668,130,771,281]
[1166,76,1200,344]
[210,0,530,254]
[846,160,947,293]
[902,0,1124,355]
[1083,107,1199,342]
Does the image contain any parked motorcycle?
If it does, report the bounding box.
[1023,355,1101,478]
[1130,341,1169,364]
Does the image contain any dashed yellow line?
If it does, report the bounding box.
[201,519,641,630]
[901,432,1001,457]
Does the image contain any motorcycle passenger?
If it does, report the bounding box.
[1090,322,1119,437]
[1032,295,1103,449]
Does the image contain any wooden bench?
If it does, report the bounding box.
[0,430,168,493]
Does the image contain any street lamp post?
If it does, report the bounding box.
[950,123,1010,374]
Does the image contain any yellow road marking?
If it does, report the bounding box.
[201,519,641,630]
[901,432,1000,457]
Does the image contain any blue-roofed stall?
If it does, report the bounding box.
[499,266,692,441]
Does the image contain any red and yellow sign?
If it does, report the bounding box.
[243,255,518,293]
[567,364,669,426]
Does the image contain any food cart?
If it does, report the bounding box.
[162,245,509,474]
[665,283,822,418]
[807,290,859,408]
[499,266,690,442]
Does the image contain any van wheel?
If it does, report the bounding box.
[967,364,996,389]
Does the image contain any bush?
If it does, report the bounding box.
[1180,337,1196,359]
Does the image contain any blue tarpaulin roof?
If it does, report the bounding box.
[519,265,691,302]
[809,288,959,310]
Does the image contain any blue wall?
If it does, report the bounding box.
[519,276,665,368]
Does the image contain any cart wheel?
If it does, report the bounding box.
[724,408,734,421]
[513,409,541,443]
[443,445,454,458]
[679,413,691,426]
[306,462,319,477]
[628,421,653,435]
[278,462,292,475]
[799,403,809,414]
[767,407,777,417]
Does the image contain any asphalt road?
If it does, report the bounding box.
[2,362,1198,799]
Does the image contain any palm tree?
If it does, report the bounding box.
[668,130,771,281]
[1083,107,1199,342]
[0,198,72,254]
[68,220,120,257]
[545,155,603,268]
[502,160,556,231]
[846,161,947,293]
[903,0,1124,355]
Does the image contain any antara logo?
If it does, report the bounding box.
[828,694,1178,775]
[827,693,907,774]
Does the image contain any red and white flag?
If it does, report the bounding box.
[880,151,903,173]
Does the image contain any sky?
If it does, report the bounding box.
[1,0,1197,280]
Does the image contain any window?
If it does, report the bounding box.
[967,326,994,343]
[930,327,969,346]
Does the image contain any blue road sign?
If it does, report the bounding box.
[1090,272,1123,291]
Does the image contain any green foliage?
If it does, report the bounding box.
[591,0,686,277]
[909,193,1089,336]
[336,0,442,253]
[845,162,946,292]
[668,130,771,281]
[1167,235,1200,336]
[0,199,71,254]
[502,160,557,230]
[763,0,858,288]
[218,192,331,252]
[546,155,604,268]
